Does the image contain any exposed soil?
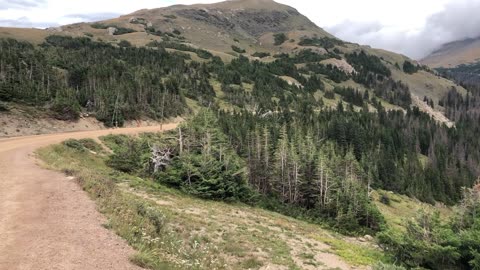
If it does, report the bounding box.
[0,124,177,270]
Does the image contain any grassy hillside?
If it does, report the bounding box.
[372,190,452,232]
[37,138,389,270]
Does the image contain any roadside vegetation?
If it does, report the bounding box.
[37,134,389,269]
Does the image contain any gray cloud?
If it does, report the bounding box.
[63,12,121,22]
[425,0,480,43]
[328,20,383,37]
[0,16,57,28]
[0,0,46,10]
[0,12,120,29]
[326,0,480,59]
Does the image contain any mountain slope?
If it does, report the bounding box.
[0,0,465,122]
[422,36,480,68]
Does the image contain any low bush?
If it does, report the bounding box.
[78,138,104,153]
[118,40,132,48]
[63,139,86,151]
[105,139,144,173]
[63,138,103,153]
[274,33,287,46]
[252,52,271,58]
[231,45,246,54]
[51,98,81,121]
[0,101,8,111]
[380,193,391,205]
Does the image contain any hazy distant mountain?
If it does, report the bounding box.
[422,36,480,68]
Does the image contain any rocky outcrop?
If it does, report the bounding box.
[175,8,307,37]
[320,58,356,74]
[46,27,63,32]
[176,9,235,30]
[107,27,117,35]
[234,11,291,36]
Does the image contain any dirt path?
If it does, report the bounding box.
[0,124,177,270]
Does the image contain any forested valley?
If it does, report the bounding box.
[2,35,480,269]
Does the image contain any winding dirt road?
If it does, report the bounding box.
[0,124,177,270]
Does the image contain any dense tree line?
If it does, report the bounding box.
[218,103,479,206]
[347,51,391,88]
[437,62,480,89]
[0,36,202,125]
[298,36,345,49]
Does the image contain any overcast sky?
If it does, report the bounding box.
[1,0,479,59]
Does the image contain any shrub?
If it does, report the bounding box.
[403,60,419,74]
[78,138,104,153]
[298,37,344,49]
[113,27,136,35]
[100,134,130,151]
[106,139,143,173]
[51,98,81,121]
[0,101,8,111]
[118,40,132,48]
[196,49,213,59]
[63,138,103,153]
[63,139,86,151]
[146,27,162,36]
[324,90,335,99]
[380,193,391,205]
[273,33,287,46]
[252,52,271,58]
[91,23,108,29]
[0,84,13,102]
[231,45,246,54]
[372,262,406,270]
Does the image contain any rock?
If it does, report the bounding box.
[320,58,356,74]
[364,235,373,241]
[46,26,62,32]
[107,27,117,35]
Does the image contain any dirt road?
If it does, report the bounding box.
[0,124,177,270]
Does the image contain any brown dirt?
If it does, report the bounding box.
[0,124,177,270]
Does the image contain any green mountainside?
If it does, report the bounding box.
[2,0,480,269]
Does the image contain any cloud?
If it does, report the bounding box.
[425,0,480,43]
[327,21,383,38]
[327,0,480,59]
[0,0,46,10]
[63,12,121,22]
[0,17,57,28]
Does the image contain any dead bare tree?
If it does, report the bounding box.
[150,145,173,173]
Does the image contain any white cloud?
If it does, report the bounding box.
[0,0,479,59]
[321,0,480,58]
